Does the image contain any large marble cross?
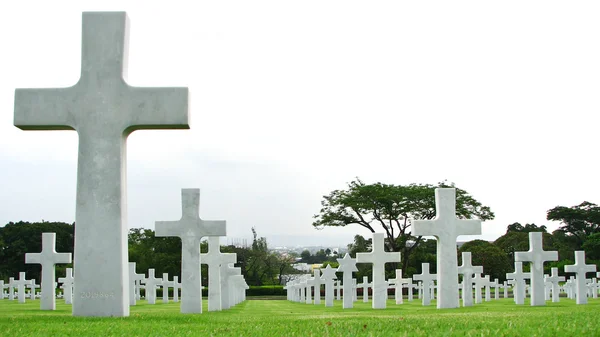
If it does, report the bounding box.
[25,232,72,310]
[156,188,226,313]
[200,236,237,311]
[13,12,188,317]
[356,233,400,309]
[337,253,358,309]
[514,232,558,306]
[413,263,436,306]
[58,268,74,305]
[320,264,337,307]
[565,251,597,305]
[457,251,482,307]
[506,262,530,305]
[413,188,481,309]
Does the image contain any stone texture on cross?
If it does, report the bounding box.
[25,232,72,310]
[506,262,530,305]
[565,250,597,305]
[412,188,481,309]
[200,236,236,311]
[337,253,358,309]
[457,251,482,307]
[514,232,558,306]
[58,268,74,305]
[356,233,400,309]
[14,12,188,317]
[155,189,226,313]
[413,263,436,306]
[320,264,337,307]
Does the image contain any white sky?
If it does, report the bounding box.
[1,1,599,248]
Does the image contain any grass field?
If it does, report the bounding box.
[0,297,598,336]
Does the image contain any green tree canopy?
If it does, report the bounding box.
[459,239,511,281]
[505,222,547,234]
[547,201,600,245]
[313,178,494,271]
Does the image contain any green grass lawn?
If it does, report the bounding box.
[0,297,598,336]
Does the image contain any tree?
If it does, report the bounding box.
[582,233,600,260]
[300,250,312,263]
[547,201,600,246]
[505,222,547,234]
[0,221,74,281]
[313,178,494,271]
[459,240,511,281]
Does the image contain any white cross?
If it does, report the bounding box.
[413,188,481,309]
[545,267,565,303]
[142,269,162,305]
[320,264,337,307]
[402,278,415,301]
[14,12,188,317]
[25,232,72,310]
[27,280,40,300]
[492,278,499,300]
[389,269,405,305]
[160,273,174,304]
[356,233,400,309]
[201,236,237,311]
[514,232,558,306]
[337,253,358,309]
[565,251,597,305]
[173,276,181,303]
[221,263,240,310]
[457,251,483,307]
[506,261,530,305]
[128,263,145,306]
[14,272,33,304]
[58,268,75,305]
[156,188,226,313]
[7,277,15,301]
[413,263,436,306]
[307,269,324,305]
[472,273,487,304]
[357,276,371,303]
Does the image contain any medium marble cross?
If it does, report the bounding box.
[506,262,530,305]
[545,268,565,303]
[337,253,358,309]
[565,251,597,305]
[142,269,162,305]
[221,263,241,310]
[413,188,481,309]
[25,232,72,310]
[357,276,371,303]
[156,189,226,313]
[173,276,181,303]
[472,273,486,304]
[402,278,415,301]
[320,265,337,307]
[14,12,188,317]
[14,272,33,304]
[160,273,173,304]
[200,236,237,311]
[128,263,145,306]
[514,232,558,306]
[58,268,74,305]
[457,251,482,307]
[356,233,400,309]
[389,269,404,305]
[7,277,15,301]
[413,263,436,306]
[307,269,323,305]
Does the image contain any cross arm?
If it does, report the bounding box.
[14,88,77,130]
[24,253,41,264]
[124,86,189,134]
[155,221,184,237]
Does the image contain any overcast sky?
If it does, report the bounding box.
[1,1,599,248]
